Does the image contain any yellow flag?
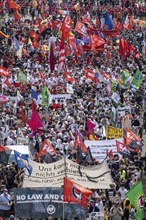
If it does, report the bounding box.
[28,38,32,45]
[107,126,123,139]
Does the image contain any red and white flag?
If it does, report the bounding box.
[38,139,56,159]
[64,177,93,208]
[61,15,73,38]
[75,21,88,36]
[57,32,65,74]
[0,66,10,77]
[65,72,75,82]
[125,129,141,146]
[86,69,95,81]
[4,78,11,87]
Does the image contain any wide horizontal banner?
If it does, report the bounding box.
[52,94,71,104]
[14,187,87,220]
[22,158,112,189]
[85,138,124,162]
[107,126,123,139]
[117,106,131,118]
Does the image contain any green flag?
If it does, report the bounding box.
[42,85,52,108]
[18,70,28,84]
[111,80,117,92]
[126,181,144,220]
[131,69,143,89]
[120,70,130,87]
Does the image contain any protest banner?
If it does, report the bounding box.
[52,94,71,104]
[117,106,131,118]
[14,187,87,219]
[22,158,112,189]
[85,138,124,162]
[107,126,123,139]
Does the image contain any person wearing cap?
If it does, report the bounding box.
[108,200,124,220]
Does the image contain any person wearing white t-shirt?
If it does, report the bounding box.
[118,185,128,202]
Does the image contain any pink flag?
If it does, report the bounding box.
[29,111,44,134]
[86,119,96,131]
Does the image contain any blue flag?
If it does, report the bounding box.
[104,12,114,30]
[31,89,38,101]
[14,37,20,51]
[14,151,32,176]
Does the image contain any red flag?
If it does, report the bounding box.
[65,72,75,82]
[57,32,65,74]
[8,0,21,10]
[50,42,55,72]
[61,15,73,38]
[125,129,141,146]
[127,16,134,30]
[32,99,37,113]
[13,81,21,88]
[28,111,44,133]
[0,0,4,7]
[75,21,88,36]
[29,31,40,41]
[39,19,52,33]
[116,140,131,158]
[4,78,10,87]
[39,72,44,79]
[85,69,95,81]
[74,132,88,154]
[119,38,129,60]
[64,177,93,208]
[82,12,93,29]
[116,140,130,152]
[91,34,105,50]
[14,9,22,21]
[0,145,12,165]
[88,131,99,140]
[0,66,10,77]
[91,34,105,51]
[38,139,56,159]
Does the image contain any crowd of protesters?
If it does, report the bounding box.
[0,0,146,219]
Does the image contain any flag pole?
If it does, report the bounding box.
[63,156,67,220]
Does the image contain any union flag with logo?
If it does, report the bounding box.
[75,21,88,36]
[38,139,56,160]
[125,129,141,146]
[0,66,10,77]
[64,177,93,208]
[86,69,95,81]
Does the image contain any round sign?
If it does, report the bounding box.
[47,205,56,215]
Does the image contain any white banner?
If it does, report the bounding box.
[52,94,71,104]
[23,158,112,189]
[85,138,124,162]
[117,106,131,118]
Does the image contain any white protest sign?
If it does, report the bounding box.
[23,158,112,189]
[52,94,71,104]
[85,138,124,162]
[117,106,131,118]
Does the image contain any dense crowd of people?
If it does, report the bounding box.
[0,0,146,219]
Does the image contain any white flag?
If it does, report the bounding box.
[67,83,73,94]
